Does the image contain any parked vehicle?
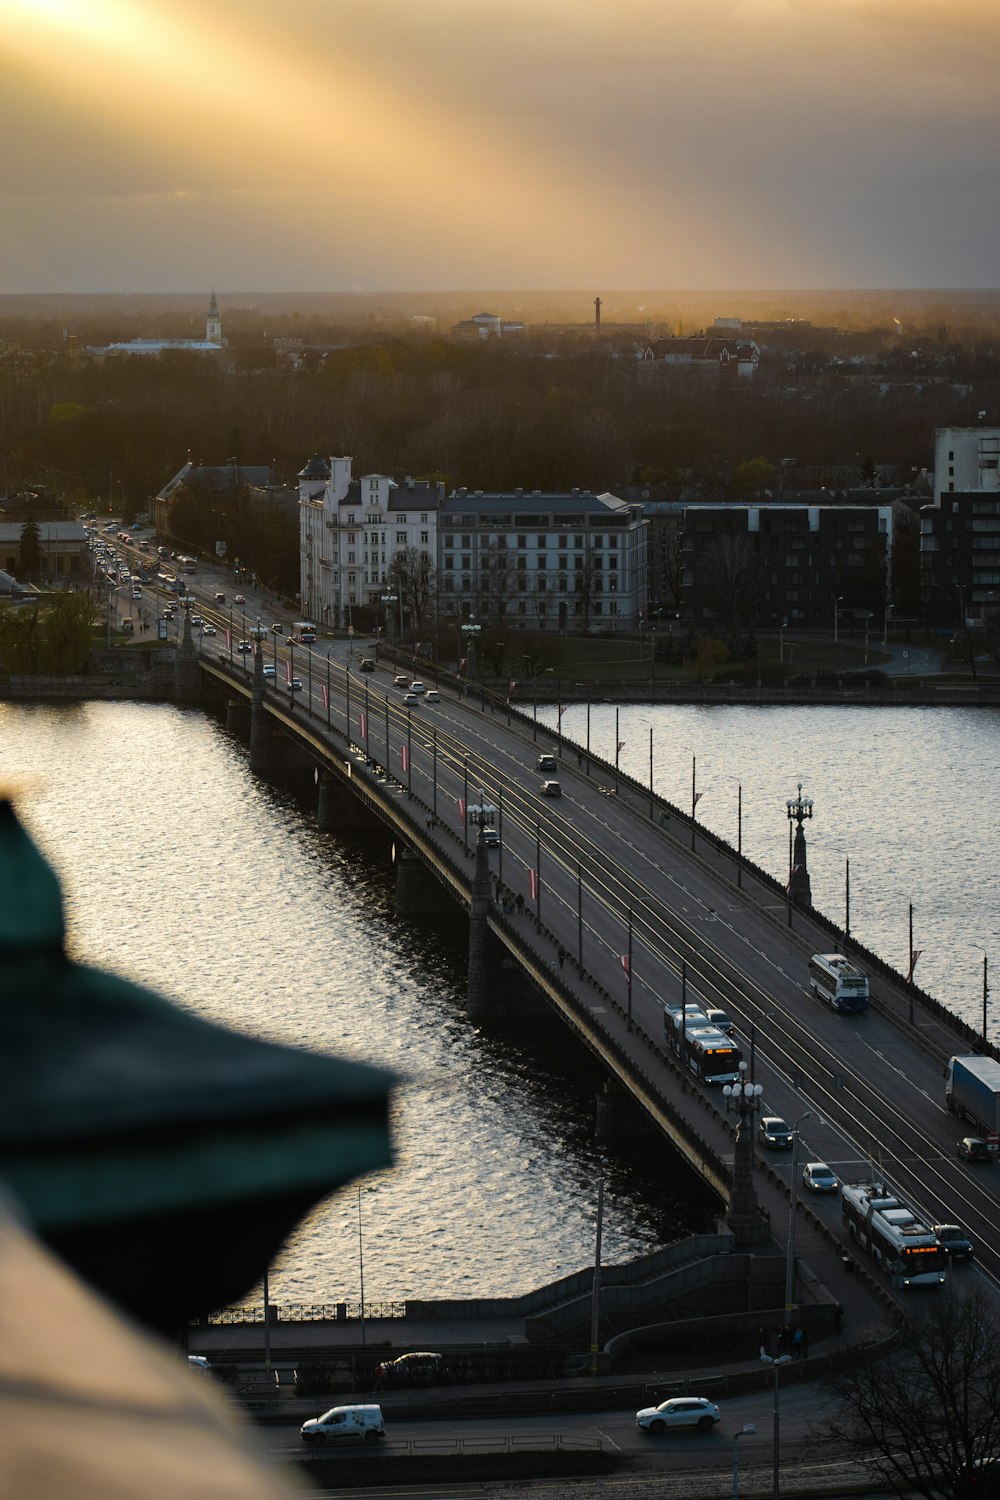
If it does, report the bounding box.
[300,1404,385,1444]
[376,1352,444,1387]
[945,1056,1000,1138]
[636,1396,721,1434]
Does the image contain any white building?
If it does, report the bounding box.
[298,457,442,629]
[88,292,225,358]
[933,426,1000,504]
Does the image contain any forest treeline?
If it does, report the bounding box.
[3,322,1000,512]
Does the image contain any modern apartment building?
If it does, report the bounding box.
[922,428,1000,625]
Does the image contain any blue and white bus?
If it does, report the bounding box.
[841,1181,946,1288]
[809,953,869,1014]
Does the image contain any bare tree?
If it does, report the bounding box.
[825,1286,1000,1500]
[386,545,436,630]
[700,534,764,634]
[478,538,519,625]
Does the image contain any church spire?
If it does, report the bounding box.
[206,290,222,345]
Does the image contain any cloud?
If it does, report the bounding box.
[0,0,997,289]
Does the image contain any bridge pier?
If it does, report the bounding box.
[172,611,203,702]
[594,1080,649,1141]
[227,698,251,736]
[317,772,367,833]
[395,846,454,918]
[467,838,548,1022]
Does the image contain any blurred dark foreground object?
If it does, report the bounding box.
[0,798,394,1334]
[0,1195,302,1500]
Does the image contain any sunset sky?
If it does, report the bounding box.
[1,0,998,292]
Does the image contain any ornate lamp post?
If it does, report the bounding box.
[785,784,813,906]
[722,1062,769,1247]
[461,614,482,683]
[380,593,398,650]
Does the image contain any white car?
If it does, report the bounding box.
[636,1396,721,1434]
[409,680,426,694]
[402,691,419,706]
[301,1404,385,1445]
[201,623,217,636]
[262,664,276,679]
[424,688,440,703]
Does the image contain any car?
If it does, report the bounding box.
[271,622,284,633]
[409,680,426,694]
[540,779,562,797]
[189,614,203,626]
[161,608,176,620]
[187,1355,212,1374]
[802,1161,840,1193]
[201,623,216,636]
[636,1396,722,1434]
[301,1404,385,1445]
[758,1116,794,1148]
[358,657,375,672]
[402,691,419,705]
[376,1352,445,1387]
[958,1136,991,1164]
[393,674,410,688]
[536,753,558,772]
[934,1223,974,1261]
[424,688,440,702]
[234,593,246,604]
[705,1007,734,1034]
[289,677,304,691]
[262,664,276,679]
[237,640,252,652]
[482,827,501,848]
[214,592,226,603]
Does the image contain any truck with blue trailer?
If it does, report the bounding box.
[945,1055,1000,1140]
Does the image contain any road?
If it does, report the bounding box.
[92,537,1000,1307]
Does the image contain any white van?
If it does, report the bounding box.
[300,1404,385,1445]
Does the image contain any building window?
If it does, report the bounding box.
[396,531,407,543]
[420,531,429,543]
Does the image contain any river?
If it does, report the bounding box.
[2,697,997,1302]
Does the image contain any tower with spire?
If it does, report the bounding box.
[205,291,222,345]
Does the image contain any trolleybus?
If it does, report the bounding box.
[841,1181,946,1287]
[809,953,870,1013]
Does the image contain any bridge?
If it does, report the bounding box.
[184,631,1000,1306]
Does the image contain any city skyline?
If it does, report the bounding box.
[2,0,998,294]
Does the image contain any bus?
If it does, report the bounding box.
[178,556,198,574]
[809,953,870,1013]
[293,622,318,643]
[841,1181,947,1288]
[663,1005,742,1085]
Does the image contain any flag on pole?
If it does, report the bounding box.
[321,684,329,710]
[507,679,518,701]
[557,705,566,721]
[693,791,704,807]
[359,710,367,738]
[620,954,631,985]
[617,740,626,755]
[286,657,293,685]
[785,864,799,893]
[457,797,465,818]
[225,628,232,650]
[401,744,409,774]
[529,868,538,901]
[458,657,467,674]
[910,948,922,973]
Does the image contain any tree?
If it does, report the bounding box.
[19,520,42,581]
[826,1286,1000,1500]
[700,534,764,635]
[386,545,436,630]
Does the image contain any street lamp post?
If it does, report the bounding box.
[759,1352,792,1500]
[380,593,398,652]
[785,784,813,908]
[732,1423,758,1500]
[722,1062,768,1246]
[833,595,844,646]
[785,1110,813,1322]
[461,614,482,688]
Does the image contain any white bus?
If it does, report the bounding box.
[841,1181,946,1288]
[663,1005,742,1085]
[809,953,870,1014]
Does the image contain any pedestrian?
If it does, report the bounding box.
[791,1326,804,1359]
[558,947,565,969]
[515,893,524,915]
